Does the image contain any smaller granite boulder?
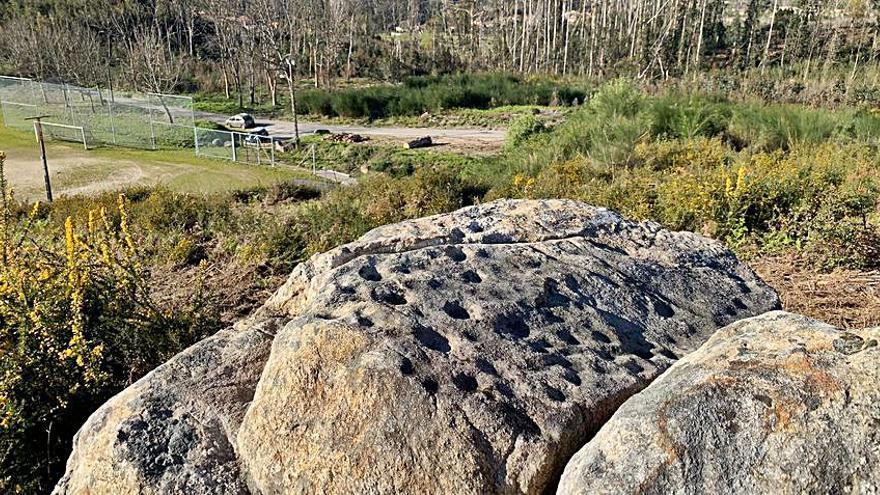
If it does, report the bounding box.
[558,311,880,495]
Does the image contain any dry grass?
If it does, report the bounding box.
[750,255,880,329]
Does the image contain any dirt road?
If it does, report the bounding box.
[197,112,507,152]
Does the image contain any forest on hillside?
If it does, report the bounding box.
[2,0,880,102]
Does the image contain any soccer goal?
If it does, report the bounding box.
[40,122,90,149]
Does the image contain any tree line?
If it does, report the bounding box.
[1,0,878,103]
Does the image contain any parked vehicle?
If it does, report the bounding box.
[244,127,270,147]
[225,113,255,129]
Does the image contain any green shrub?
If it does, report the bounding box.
[0,163,220,492]
[287,73,588,120]
[506,114,547,148]
[589,79,643,118]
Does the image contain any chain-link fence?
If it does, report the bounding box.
[194,127,276,165]
[0,76,291,167]
[0,76,195,151]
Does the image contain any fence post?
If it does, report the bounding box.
[0,101,7,128]
[149,111,156,150]
[81,126,88,150]
[311,144,317,175]
[231,132,237,162]
[63,83,74,124]
[28,79,39,105]
[108,100,117,145]
[194,127,200,157]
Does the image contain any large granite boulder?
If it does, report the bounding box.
[558,311,880,495]
[54,199,779,495]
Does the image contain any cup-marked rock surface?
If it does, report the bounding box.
[558,311,880,495]
[53,199,780,495]
[236,200,780,494]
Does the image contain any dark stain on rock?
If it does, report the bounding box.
[652,297,675,318]
[461,270,482,283]
[545,385,566,402]
[754,394,773,408]
[529,338,552,354]
[115,407,195,481]
[422,378,439,394]
[657,348,678,360]
[498,402,541,436]
[557,329,581,346]
[562,368,582,386]
[475,358,498,375]
[495,382,515,397]
[588,240,628,256]
[834,333,867,355]
[444,246,467,262]
[399,357,414,375]
[462,331,479,342]
[542,353,574,368]
[599,309,655,360]
[536,278,571,308]
[623,360,645,374]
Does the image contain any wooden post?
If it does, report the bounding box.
[311,143,317,175]
[30,118,53,202]
[285,57,301,149]
[106,30,114,103]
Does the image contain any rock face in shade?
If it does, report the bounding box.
[558,311,880,495]
[53,199,780,495]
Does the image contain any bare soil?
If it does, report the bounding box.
[750,255,880,329]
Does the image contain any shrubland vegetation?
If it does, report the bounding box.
[486,81,880,269]
[4,79,880,493]
[197,73,588,121]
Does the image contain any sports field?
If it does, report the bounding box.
[0,126,307,200]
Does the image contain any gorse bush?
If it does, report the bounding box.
[588,79,644,118]
[296,73,589,120]
[484,80,880,185]
[506,114,547,148]
[491,138,880,269]
[0,155,220,493]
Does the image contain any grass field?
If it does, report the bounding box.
[0,126,308,200]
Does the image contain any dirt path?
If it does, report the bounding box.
[195,111,507,151]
